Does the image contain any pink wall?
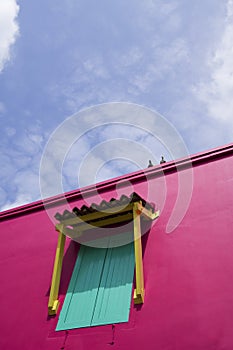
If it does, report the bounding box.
[0,145,232,350]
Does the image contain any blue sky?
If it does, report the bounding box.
[0,0,233,211]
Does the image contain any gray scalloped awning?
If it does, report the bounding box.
[54,192,155,223]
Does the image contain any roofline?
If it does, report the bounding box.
[0,142,232,221]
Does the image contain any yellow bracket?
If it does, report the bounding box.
[133,202,160,304]
[133,203,145,304]
[48,224,66,315]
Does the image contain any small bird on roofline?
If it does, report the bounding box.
[147,160,153,168]
[160,156,166,164]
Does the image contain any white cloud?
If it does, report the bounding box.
[5,127,16,137]
[127,38,188,95]
[0,123,46,211]
[0,163,41,211]
[0,187,7,205]
[47,0,188,113]
[0,193,36,212]
[51,35,189,113]
[193,0,233,125]
[0,0,19,72]
[0,101,6,114]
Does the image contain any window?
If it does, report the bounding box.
[49,193,159,319]
[56,242,135,331]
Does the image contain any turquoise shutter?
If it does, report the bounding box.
[91,243,135,326]
[56,246,107,331]
[56,242,135,331]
